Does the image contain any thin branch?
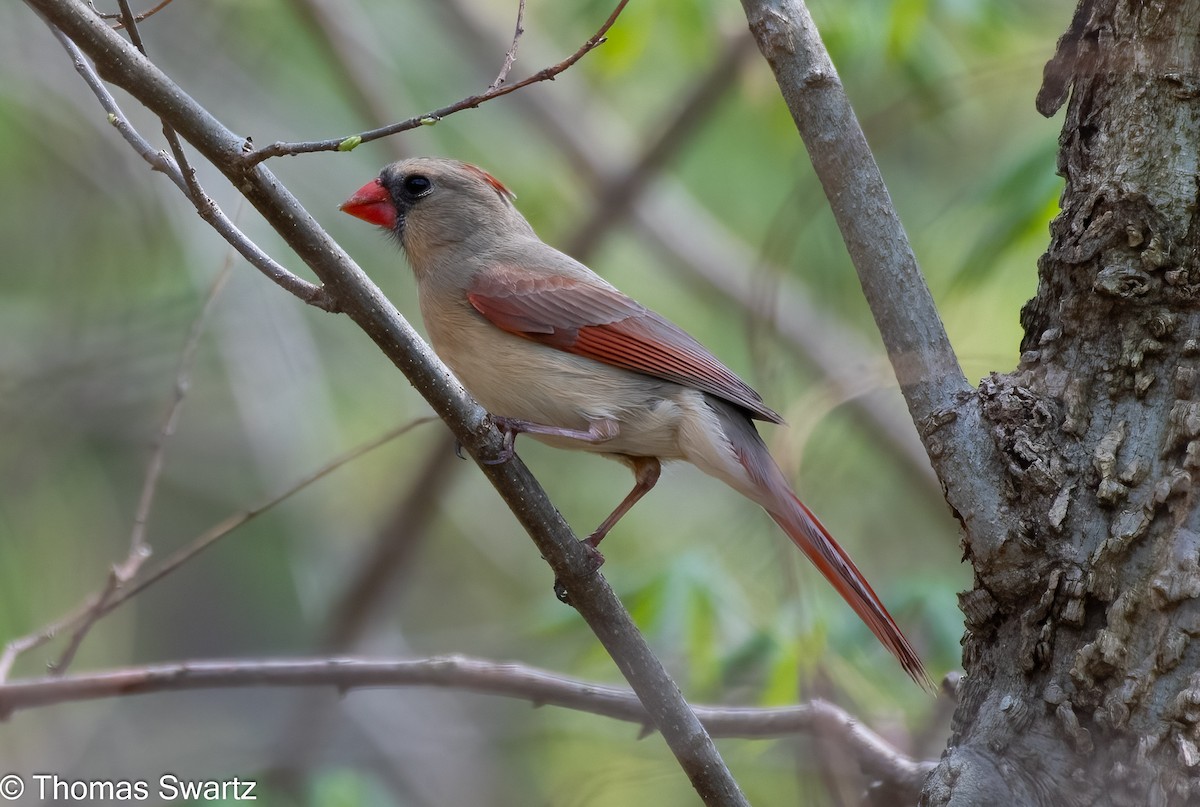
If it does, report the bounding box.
[242,0,629,166]
[45,24,337,312]
[737,0,1007,553]
[29,3,748,802]
[0,417,434,682]
[489,0,526,91]
[49,261,233,678]
[105,417,436,614]
[0,655,933,799]
[111,0,173,29]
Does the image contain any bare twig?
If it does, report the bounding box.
[46,24,337,311]
[92,0,174,26]
[49,262,234,678]
[243,0,628,166]
[269,435,464,779]
[111,0,173,29]
[0,417,433,682]
[738,0,1006,553]
[489,0,526,91]
[107,417,436,613]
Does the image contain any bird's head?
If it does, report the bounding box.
[341,157,530,271]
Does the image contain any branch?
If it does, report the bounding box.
[737,0,1008,555]
[101,0,174,28]
[45,24,337,312]
[0,417,433,683]
[489,0,526,91]
[243,0,628,166]
[0,655,934,795]
[28,2,746,803]
[49,260,233,678]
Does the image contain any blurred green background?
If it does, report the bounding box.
[1,0,1067,803]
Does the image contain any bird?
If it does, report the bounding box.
[341,157,929,687]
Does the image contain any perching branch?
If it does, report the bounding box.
[27,2,747,803]
[737,0,1008,555]
[242,0,628,166]
[0,655,934,795]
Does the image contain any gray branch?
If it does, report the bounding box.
[738,0,1009,556]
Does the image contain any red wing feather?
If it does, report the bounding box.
[468,268,782,423]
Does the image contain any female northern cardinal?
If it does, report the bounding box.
[342,157,929,687]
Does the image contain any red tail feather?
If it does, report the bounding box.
[769,494,933,691]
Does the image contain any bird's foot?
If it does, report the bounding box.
[481,416,521,465]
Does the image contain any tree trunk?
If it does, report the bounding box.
[925,1,1200,804]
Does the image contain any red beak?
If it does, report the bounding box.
[340,178,398,229]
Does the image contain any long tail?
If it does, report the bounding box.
[697,397,932,690]
[767,493,932,690]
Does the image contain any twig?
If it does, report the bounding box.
[45,24,337,312]
[106,417,436,613]
[738,0,1007,554]
[489,0,526,91]
[0,417,434,682]
[92,0,173,26]
[49,261,233,678]
[242,0,628,166]
[111,0,173,29]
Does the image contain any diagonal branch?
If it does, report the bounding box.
[243,0,628,166]
[27,2,747,803]
[737,0,1007,554]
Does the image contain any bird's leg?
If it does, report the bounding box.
[484,415,619,465]
[585,456,662,551]
[556,456,662,603]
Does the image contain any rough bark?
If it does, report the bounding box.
[925,1,1200,804]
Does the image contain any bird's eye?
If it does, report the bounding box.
[402,175,432,197]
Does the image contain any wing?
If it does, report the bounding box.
[467,266,783,423]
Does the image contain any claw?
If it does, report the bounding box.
[482,418,518,465]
